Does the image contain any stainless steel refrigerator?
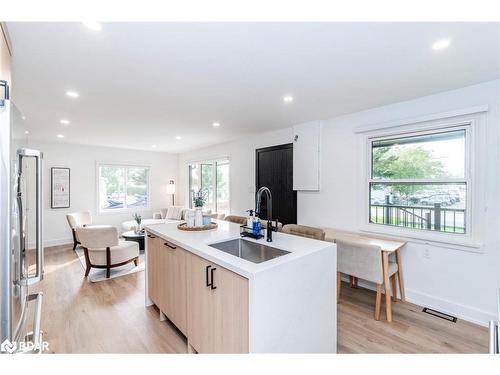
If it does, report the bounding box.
[490,289,500,354]
[0,79,44,354]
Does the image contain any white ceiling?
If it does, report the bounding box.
[8,22,500,153]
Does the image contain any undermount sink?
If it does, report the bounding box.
[208,238,290,264]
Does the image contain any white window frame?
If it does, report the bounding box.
[367,123,471,230]
[187,157,230,214]
[96,162,151,214]
[358,109,487,251]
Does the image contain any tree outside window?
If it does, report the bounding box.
[99,165,149,211]
[369,129,467,234]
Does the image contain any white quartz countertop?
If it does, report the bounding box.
[144,220,335,279]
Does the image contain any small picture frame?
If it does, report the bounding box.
[51,167,70,208]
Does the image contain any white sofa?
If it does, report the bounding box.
[121,206,188,232]
[121,206,225,232]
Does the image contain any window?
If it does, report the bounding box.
[98,164,150,211]
[368,127,468,234]
[188,159,230,214]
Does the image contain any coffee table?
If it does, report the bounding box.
[122,230,145,251]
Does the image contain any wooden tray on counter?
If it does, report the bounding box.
[177,222,218,231]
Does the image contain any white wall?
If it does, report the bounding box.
[18,141,178,247]
[300,80,500,326]
[178,80,500,325]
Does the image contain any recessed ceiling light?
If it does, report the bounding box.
[82,21,102,31]
[56,134,65,139]
[151,144,157,148]
[60,119,70,125]
[212,122,221,128]
[175,136,182,140]
[283,95,294,103]
[66,91,79,98]
[21,116,26,120]
[432,39,451,51]
[24,130,29,135]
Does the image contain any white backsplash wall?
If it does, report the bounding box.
[178,80,500,325]
[17,140,178,247]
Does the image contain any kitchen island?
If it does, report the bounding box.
[144,220,336,353]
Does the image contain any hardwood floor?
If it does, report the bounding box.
[34,245,488,353]
[337,282,488,353]
[32,245,187,353]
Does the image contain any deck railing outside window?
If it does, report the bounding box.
[370,198,466,234]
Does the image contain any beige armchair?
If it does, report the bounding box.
[282,224,324,239]
[76,225,140,279]
[224,215,247,225]
[66,211,92,250]
[336,239,399,321]
[210,212,226,220]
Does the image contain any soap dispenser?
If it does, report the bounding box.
[245,209,254,228]
[252,214,262,236]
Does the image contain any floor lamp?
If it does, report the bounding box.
[167,180,175,206]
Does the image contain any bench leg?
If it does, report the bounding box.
[382,252,392,322]
[395,249,406,302]
[375,283,382,321]
[391,274,398,302]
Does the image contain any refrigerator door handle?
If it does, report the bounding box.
[22,292,43,353]
[17,148,44,286]
[0,79,9,105]
[489,320,499,354]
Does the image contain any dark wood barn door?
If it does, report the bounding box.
[255,143,297,225]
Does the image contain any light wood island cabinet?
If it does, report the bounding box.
[146,232,247,352]
[186,252,248,353]
[146,234,160,305]
[146,233,187,336]
[145,223,336,354]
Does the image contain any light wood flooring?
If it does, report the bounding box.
[32,245,488,353]
[337,281,488,353]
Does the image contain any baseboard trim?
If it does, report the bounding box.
[28,238,74,249]
[404,288,495,327]
[341,276,495,327]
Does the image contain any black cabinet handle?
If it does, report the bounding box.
[206,265,212,287]
[164,242,176,249]
[210,268,217,290]
[147,234,156,238]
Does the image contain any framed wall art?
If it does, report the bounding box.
[51,167,70,208]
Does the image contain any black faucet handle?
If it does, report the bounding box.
[268,219,278,232]
[273,219,279,232]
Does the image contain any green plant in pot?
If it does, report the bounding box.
[133,213,142,233]
[192,189,207,226]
